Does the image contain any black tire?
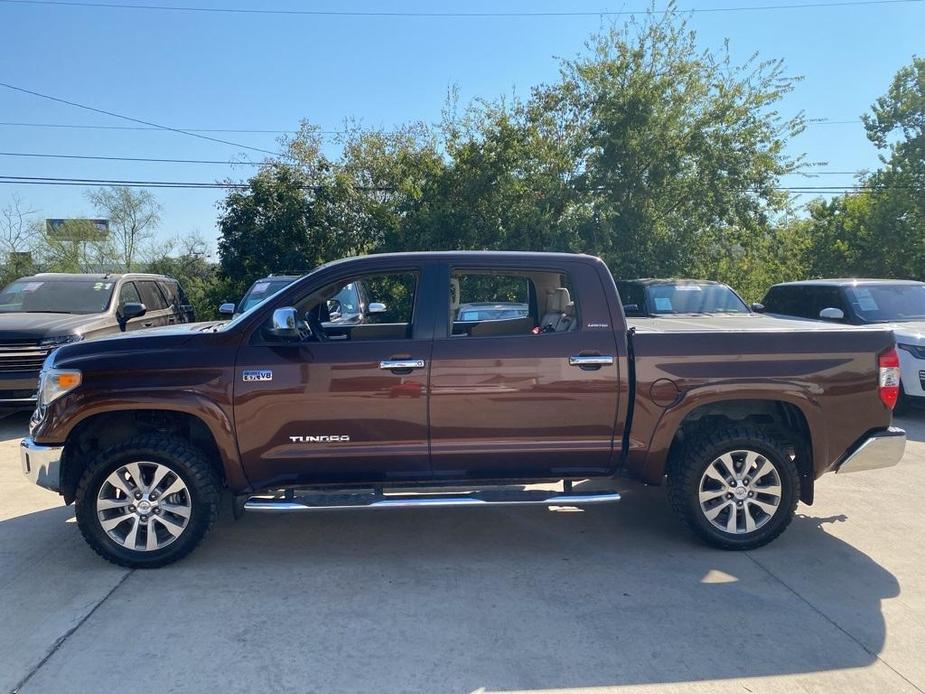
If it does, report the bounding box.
[667,425,800,550]
[75,434,220,569]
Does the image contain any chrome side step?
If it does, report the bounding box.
[243,489,621,513]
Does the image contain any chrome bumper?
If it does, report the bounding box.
[21,437,64,492]
[836,427,906,474]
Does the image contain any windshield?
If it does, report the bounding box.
[0,278,116,314]
[237,279,297,314]
[846,284,925,322]
[646,284,749,315]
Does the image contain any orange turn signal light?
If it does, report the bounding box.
[53,372,81,390]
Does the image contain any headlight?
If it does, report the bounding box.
[897,343,925,359]
[38,368,82,406]
[39,335,83,348]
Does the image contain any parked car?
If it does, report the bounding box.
[22,252,905,567]
[616,278,751,317]
[0,272,194,406]
[760,278,925,412]
[221,275,385,325]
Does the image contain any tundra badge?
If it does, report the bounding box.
[243,369,273,382]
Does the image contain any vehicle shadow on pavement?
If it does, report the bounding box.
[3,483,900,693]
[896,413,925,442]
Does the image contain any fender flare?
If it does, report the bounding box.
[639,383,825,486]
[55,391,250,495]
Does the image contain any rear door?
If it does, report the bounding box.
[428,260,622,480]
[233,263,438,489]
[135,280,172,328]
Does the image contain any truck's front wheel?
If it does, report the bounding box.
[75,435,220,568]
[667,426,800,550]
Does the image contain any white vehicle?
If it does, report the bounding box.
[759,279,925,413]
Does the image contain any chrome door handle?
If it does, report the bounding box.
[379,359,425,370]
[569,355,614,366]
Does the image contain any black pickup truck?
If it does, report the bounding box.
[21,252,906,567]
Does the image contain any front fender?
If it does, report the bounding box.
[33,389,249,494]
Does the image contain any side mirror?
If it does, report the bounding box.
[751,302,766,313]
[118,302,147,331]
[269,307,301,339]
[819,307,845,321]
[622,303,641,315]
[368,302,387,314]
[219,302,235,315]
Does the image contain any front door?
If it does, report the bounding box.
[429,263,623,480]
[234,268,434,489]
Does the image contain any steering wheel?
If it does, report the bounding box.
[303,310,329,342]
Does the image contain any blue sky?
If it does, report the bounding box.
[1,0,923,256]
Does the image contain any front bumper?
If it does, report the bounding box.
[21,437,64,492]
[836,427,906,474]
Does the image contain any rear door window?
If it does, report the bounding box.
[137,281,168,310]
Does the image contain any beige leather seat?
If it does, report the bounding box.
[540,288,576,332]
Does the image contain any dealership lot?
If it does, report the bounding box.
[1,411,923,693]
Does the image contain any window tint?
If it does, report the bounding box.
[119,281,142,306]
[357,275,415,325]
[764,285,845,320]
[616,282,646,316]
[137,281,168,310]
[277,272,417,343]
[764,286,811,318]
[450,270,575,337]
[158,281,179,306]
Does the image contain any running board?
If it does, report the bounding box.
[243,489,621,512]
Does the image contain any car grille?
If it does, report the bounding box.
[920,370,925,390]
[0,340,50,373]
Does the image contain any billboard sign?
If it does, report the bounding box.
[46,218,110,241]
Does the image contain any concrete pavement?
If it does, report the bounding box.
[1,410,923,693]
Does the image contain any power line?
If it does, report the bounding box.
[0,120,870,132]
[0,82,286,158]
[0,121,335,135]
[0,152,875,175]
[0,175,912,193]
[0,151,265,165]
[0,0,920,16]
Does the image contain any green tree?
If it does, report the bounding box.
[216,162,364,299]
[796,58,924,282]
[87,186,161,271]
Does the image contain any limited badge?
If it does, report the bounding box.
[243,369,273,382]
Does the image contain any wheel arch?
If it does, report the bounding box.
[645,394,819,505]
[60,405,245,504]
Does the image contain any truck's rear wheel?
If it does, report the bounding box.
[75,434,220,568]
[667,426,799,550]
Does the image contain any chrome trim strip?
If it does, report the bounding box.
[20,437,64,492]
[836,427,906,474]
[244,491,621,512]
[379,359,425,370]
[569,355,615,366]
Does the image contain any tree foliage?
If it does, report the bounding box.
[217,9,806,301]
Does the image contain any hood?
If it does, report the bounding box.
[627,313,881,333]
[95,321,224,340]
[0,312,107,340]
[888,321,925,343]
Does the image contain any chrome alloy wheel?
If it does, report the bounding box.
[96,461,192,552]
[698,450,783,535]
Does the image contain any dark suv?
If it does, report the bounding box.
[0,272,194,405]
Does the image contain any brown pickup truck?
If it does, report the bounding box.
[21,252,907,568]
